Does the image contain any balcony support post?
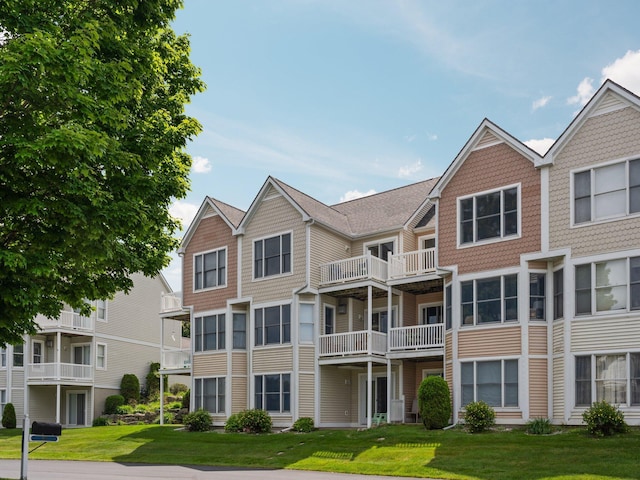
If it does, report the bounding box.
[55,384,61,424]
[367,286,372,356]
[386,359,391,421]
[366,361,372,429]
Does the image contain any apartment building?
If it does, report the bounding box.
[161,79,640,427]
[1,273,180,427]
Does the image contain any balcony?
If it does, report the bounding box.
[319,254,388,286]
[388,248,436,280]
[161,349,192,371]
[37,311,94,332]
[388,324,444,351]
[319,330,387,357]
[27,362,93,383]
[161,293,183,313]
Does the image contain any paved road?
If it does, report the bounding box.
[0,459,436,480]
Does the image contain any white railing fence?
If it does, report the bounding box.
[27,362,93,381]
[389,248,436,279]
[162,349,191,370]
[319,254,389,285]
[161,293,183,313]
[388,324,444,350]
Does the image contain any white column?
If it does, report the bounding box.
[366,361,372,429]
[56,384,61,424]
[386,359,391,420]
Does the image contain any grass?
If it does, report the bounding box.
[0,424,639,479]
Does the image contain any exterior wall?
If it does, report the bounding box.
[193,352,227,377]
[310,225,351,288]
[458,327,521,358]
[320,366,353,425]
[528,358,548,418]
[253,347,293,373]
[438,142,541,274]
[571,316,640,352]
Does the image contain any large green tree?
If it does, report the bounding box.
[0,0,204,345]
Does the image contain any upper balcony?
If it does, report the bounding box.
[36,311,94,333]
[27,362,93,384]
[161,349,192,372]
[319,254,388,287]
[160,292,190,321]
[388,248,437,280]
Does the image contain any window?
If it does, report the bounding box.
[0,390,5,416]
[366,308,396,333]
[73,345,91,365]
[529,273,546,321]
[420,304,443,325]
[553,269,564,320]
[459,186,519,245]
[254,233,291,279]
[299,304,314,343]
[255,305,290,346]
[96,299,107,322]
[194,377,225,413]
[366,240,394,261]
[96,343,106,369]
[576,353,640,407]
[324,305,335,335]
[573,159,640,224]
[32,341,43,364]
[445,285,452,330]
[461,359,518,407]
[1,348,6,367]
[194,314,225,352]
[194,248,227,290]
[13,345,23,367]
[460,274,518,325]
[232,313,246,349]
[575,257,640,316]
[255,374,290,413]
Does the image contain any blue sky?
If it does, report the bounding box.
[162,0,640,290]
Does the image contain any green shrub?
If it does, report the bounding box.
[170,383,189,395]
[1,402,17,429]
[292,417,315,433]
[181,389,190,410]
[120,374,140,404]
[224,413,243,433]
[224,409,272,433]
[156,412,175,424]
[526,417,553,435]
[464,401,495,433]
[418,376,451,429]
[582,401,629,437]
[92,416,109,427]
[104,394,125,415]
[183,408,212,432]
[145,362,168,402]
[116,404,134,415]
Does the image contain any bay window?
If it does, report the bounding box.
[461,274,518,325]
[576,353,640,407]
[461,359,518,407]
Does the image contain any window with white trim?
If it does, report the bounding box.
[445,284,452,330]
[365,307,397,333]
[232,313,246,350]
[575,256,640,316]
[32,340,43,364]
[254,233,291,279]
[575,353,640,407]
[194,314,225,352]
[324,304,335,335]
[461,274,518,325]
[255,373,290,413]
[194,377,225,413]
[459,185,519,245]
[529,273,546,321]
[0,348,6,367]
[573,158,640,224]
[461,359,518,407]
[96,299,107,322]
[420,304,443,325]
[365,239,395,261]
[96,343,107,370]
[0,389,6,415]
[255,304,290,346]
[299,303,314,343]
[13,345,23,367]
[553,269,564,320]
[194,248,227,290]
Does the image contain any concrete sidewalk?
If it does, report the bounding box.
[0,459,434,480]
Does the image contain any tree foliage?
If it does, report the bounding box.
[0,0,204,345]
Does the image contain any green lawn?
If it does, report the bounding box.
[0,424,639,479]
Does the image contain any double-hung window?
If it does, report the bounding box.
[194,377,225,413]
[194,314,225,352]
[459,185,519,245]
[13,345,23,367]
[255,373,290,413]
[445,285,452,330]
[575,353,640,406]
[553,269,564,320]
[0,348,5,367]
[461,359,518,407]
[96,344,107,370]
[0,389,6,415]
[232,313,246,349]
[254,233,291,279]
[529,273,546,321]
[461,274,518,325]
[574,158,640,224]
[255,304,291,346]
[575,256,640,315]
[194,248,227,290]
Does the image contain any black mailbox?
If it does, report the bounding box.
[31,421,62,436]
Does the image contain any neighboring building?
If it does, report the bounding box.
[161,79,640,427]
[0,273,181,427]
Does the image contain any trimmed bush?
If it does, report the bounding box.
[292,417,315,433]
[582,401,628,437]
[418,376,451,429]
[181,389,190,410]
[224,413,243,433]
[526,417,553,435]
[120,374,140,404]
[92,416,109,427]
[224,409,272,434]
[183,408,212,432]
[2,402,17,429]
[145,362,167,402]
[463,401,495,433]
[104,394,125,415]
[170,383,189,395]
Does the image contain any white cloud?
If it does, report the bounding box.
[340,189,377,202]
[426,132,438,141]
[601,49,640,96]
[192,155,212,173]
[532,95,551,111]
[169,200,199,229]
[398,160,423,178]
[404,134,416,143]
[524,138,554,156]
[567,78,595,106]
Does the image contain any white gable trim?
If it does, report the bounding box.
[179,197,238,254]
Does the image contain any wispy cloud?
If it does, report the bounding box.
[192,155,212,173]
[567,78,595,107]
[340,189,377,202]
[170,200,199,229]
[398,160,423,178]
[524,138,554,156]
[532,95,551,111]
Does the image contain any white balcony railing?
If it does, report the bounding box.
[161,293,183,313]
[162,349,191,370]
[388,248,436,279]
[319,254,388,285]
[388,324,444,351]
[319,330,387,357]
[27,362,93,382]
[37,311,94,331]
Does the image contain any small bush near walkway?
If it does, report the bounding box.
[582,401,629,437]
[183,409,212,432]
[224,409,272,433]
[1,403,16,429]
[418,376,452,429]
[463,401,495,433]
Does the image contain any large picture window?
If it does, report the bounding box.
[194,248,227,290]
[459,186,519,245]
[255,374,290,413]
[461,359,518,407]
[255,304,291,346]
[575,353,640,407]
[194,314,225,352]
[573,159,640,224]
[194,377,225,413]
[254,233,291,279]
[461,274,518,325]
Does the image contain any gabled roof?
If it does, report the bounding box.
[544,79,640,164]
[428,118,543,199]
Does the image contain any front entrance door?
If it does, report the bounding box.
[68,392,86,425]
[359,373,394,424]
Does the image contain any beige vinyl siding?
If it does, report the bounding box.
[9,388,24,419]
[445,333,452,361]
[310,225,350,288]
[253,347,293,372]
[458,327,521,358]
[571,316,640,352]
[552,356,564,419]
[529,358,548,418]
[298,373,315,418]
[528,261,547,270]
[403,228,417,253]
[528,325,548,355]
[29,386,57,423]
[232,377,248,412]
[553,322,564,354]
[549,106,640,255]
[496,411,522,420]
[193,352,227,377]
[94,387,119,419]
[94,338,160,388]
[352,232,401,258]
[242,195,307,303]
[299,347,315,372]
[445,363,453,393]
[320,366,353,424]
[231,352,247,376]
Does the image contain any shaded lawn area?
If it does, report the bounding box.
[0,424,639,479]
